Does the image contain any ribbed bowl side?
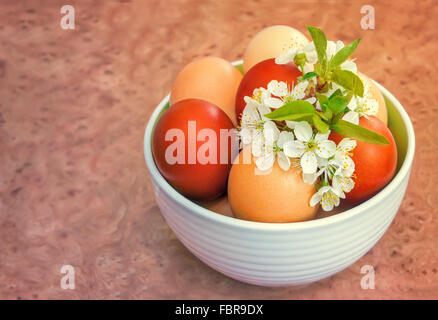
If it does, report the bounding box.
[152,170,410,286]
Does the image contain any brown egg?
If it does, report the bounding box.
[228,147,319,223]
[170,57,242,126]
[359,73,388,125]
[243,25,309,73]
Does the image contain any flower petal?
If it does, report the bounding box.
[333,152,345,168]
[275,48,297,65]
[301,151,318,174]
[310,192,322,207]
[342,111,360,125]
[239,127,253,145]
[283,140,305,158]
[326,41,337,60]
[302,63,315,73]
[321,200,334,212]
[255,153,275,171]
[315,140,336,158]
[362,98,379,116]
[303,172,317,184]
[342,156,355,177]
[263,121,280,143]
[338,138,356,152]
[277,131,294,148]
[267,80,288,97]
[306,51,318,64]
[303,42,315,53]
[336,40,345,51]
[263,96,284,109]
[320,189,339,211]
[343,177,355,193]
[318,186,332,194]
[241,104,259,125]
[251,88,266,102]
[347,96,358,111]
[314,132,330,142]
[251,133,264,157]
[316,156,329,168]
[285,120,298,129]
[294,121,313,142]
[332,176,342,194]
[291,81,308,100]
[258,104,272,120]
[277,151,291,171]
[341,60,357,74]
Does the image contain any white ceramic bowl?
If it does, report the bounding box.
[144,65,415,287]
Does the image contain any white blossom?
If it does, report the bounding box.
[283,122,336,178]
[264,80,313,109]
[310,185,344,211]
[332,168,355,198]
[254,124,295,171]
[342,84,379,125]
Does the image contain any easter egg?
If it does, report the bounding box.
[235,58,302,124]
[330,116,397,204]
[228,147,318,223]
[243,25,309,73]
[170,57,242,126]
[153,99,236,201]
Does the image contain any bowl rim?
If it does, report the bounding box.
[143,61,416,231]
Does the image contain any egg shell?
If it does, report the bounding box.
[170,57,242,126]
[228,147,319,223]
[359,72,388,125]
[329,116,397,204]
[243,25,309,73]
[235,58,302,124]
[152,98,235,201]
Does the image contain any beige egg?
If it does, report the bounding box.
[243,25,309,73]
[170,57,242,126]
[228,147,318,223]
[359,73,388,126]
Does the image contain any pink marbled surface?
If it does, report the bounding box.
[0,0,437,299]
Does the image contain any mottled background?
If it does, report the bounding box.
[0,0,437,300]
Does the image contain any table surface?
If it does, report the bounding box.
[0,0,437,299]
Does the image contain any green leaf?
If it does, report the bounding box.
[316,111,328,121]
[322,108,333,121]
[331,69,364,97]
[279,113,315,122]
[302,72,318,80]
[316,93,328,109]
[328,37,361,70]
[327,96,348,115]
[264,100,316,121]
[313,114,329,133]
[332,120,390,145]
[294,53,307,70]
[332,112,343,124]
[321,57,328,74]
[307,26,327,64]
[328,89,342,100]
[314,62,323,75]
